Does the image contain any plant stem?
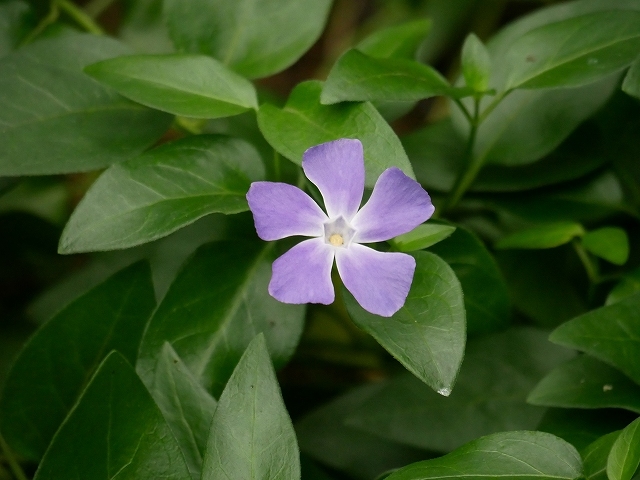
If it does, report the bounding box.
[0,433,27,480]
[84,0,117,18]
[273,150,281,181]
[20,1,60,45]
[573,240,599,284]
[57,0,104,34]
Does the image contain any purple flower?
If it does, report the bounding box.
[246,139,434,317]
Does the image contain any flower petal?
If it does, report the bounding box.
[336,244,415,317]
[247,181,327,241]
[352,167,434,243]
[269,238,335,305]
[302,139,364,221]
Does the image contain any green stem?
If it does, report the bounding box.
[20,1,60,45]
[57,0,104,34]
[478,89,511,124]
[83,0,118,18]
[0,433,27,480]
[573,240,599,284]
[452,98,473,124]
[273,150,281,181]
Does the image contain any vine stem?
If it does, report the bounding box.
[0,433,27,480]
[83,0,118,18]
[57,0,104,35]
[573,240,599,285]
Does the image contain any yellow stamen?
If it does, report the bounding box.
[329,233,344,246]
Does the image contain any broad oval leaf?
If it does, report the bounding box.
[85,54,258,119]
[606,267,640,306]
[257,80,415,187]
[343,251,465,395]
[496,222,585,250]
[386,431,582,480]
[0,32,172,176]
[622,55,640,99]
[528,355,640,414]
[0,262,155,460]
[163,0,331,79]
[461,33,491,92]
[201,334,300,480]
[356,19,431,60]
[582,227,629,265]
[33,352,191,480]
[584,431,622,480]
[389,224,456,252]
[59,135,264,253]
[608,417,640,480]
[136,240,305,397]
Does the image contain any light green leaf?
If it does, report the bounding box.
[201,334,299,480]
[584,431,622,480]
[550,293,640,385]
[386,431,582,480]
[84,54,257,118]
[0,262,155,460]
[496,222,585,250]
[33,352,191,480]
[622,55,640,99]
[389,224,456,252]
[343,251,465,394]
[608,417,640,480]
[582,227,629,265]
[257,80,414,187]
[607,268,640,306]
[356,19,431,59]
[163,0,331,79]
[461,33,490,92]
[528,355,640,414]
[0,32,172,175]
[137,240,305,397]
[59,135,264,253]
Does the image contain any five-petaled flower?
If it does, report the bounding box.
[247,139,434,317]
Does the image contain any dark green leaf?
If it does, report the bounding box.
[584,431,621,480]
[528,355,640,414]
[163,0,331,78]
[345,328,574,452]
[622,55,640,99]
[496,222,585,250]
[85,54,257,118]
[0,0,33,58]
[343,251,465,394]
[461,33,490,92]
[386,431,582,480]
[201,334,299,480]
[0,262,155,460]
[119,0,174,54]
[582,227,629,265]
[607,268,640,306]
[550,293,640,385]
[0,32,172,175]
[608,417,640,480]
[137,240,305,397]
[356,19,431,59]
[389,224,456,252]
[257,80,414,187]
[59,135,264,253]
[33,352,191,480]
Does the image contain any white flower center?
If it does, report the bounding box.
[323,216,356,248]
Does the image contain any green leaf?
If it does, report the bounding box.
[33,352,191,480]
[550,293,640,385]
[0,0,33,58]
[505,11,640,90]
[0,32,172,176]
[356,19,431,59]
[607,268,640,306]
[257,80,415,188]
[163,0,331,79]
[321,49,452,104]
[0,262,155,460]
[582,227,629,265]
[343,251,465,394]
[429,224,510,336]
[528,355,640,414]
[386,431,582,480]
[622,55,640,99]
[137,240,305,397]
[496,222,585,250]
[389,224,456,252]
[59,135,264,253]
[584,431,621,480]
[344,328,574,452]
[85,54,257,119]
[608,417,640,480]
[145,343,217,480]
[201,334,299,480]
[461,33,490,92]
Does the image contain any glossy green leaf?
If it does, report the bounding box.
[461,33,490,92]
[59,135,264,253]
[496,222,585,250]
[356,19,431,59]
[528,355,640,414]
[608,417,640,480]
[321,49,452,104]
[343,251,465,394]
[163,0,331,79]
[137,240,305,397]
[505,11,640,90]
[85,54,257,118]
[429,224,510,336]
[550,293,640,385]
[33,352,191,480]
[0,262,155,460]
[145,343,217,479]
[201,334,299,480]
[389,224,456,252]
[584,431,621,480]
[582,227,629,265]
[0,0,32,58]
[607,268,640,306]
[0,32,172,176]
[622,55,640,99]
[386,431,582,480]
[257,80,414,187]
[345,328,574,452]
